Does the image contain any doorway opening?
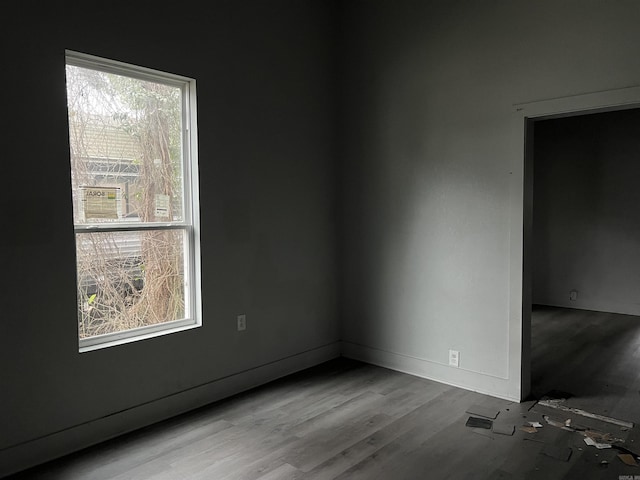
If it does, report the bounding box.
[519,88,640,420]
[528,108,640,420]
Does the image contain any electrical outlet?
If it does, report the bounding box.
[449,349,460,368]
[569,290,578,301]
[237,314,246,331]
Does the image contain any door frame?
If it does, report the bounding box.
[510,86,640,401]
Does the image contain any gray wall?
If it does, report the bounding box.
[339,0,640,399]
[0,1,340,475]
[533,109,640,316]
[5,0,640,475]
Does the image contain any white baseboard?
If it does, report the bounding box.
[533,298,640,317]
[0,343,340,479]
[341,341,520,403]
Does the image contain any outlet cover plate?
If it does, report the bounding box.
[449,349,459,367]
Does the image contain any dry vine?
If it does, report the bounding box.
[67,66,185,338]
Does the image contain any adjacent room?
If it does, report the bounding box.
[2,0,640,478]
[529,108,640,420]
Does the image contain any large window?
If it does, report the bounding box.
[65,50,201,351]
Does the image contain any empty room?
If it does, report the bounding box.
[529,108,640,420]
[3,1,640,479]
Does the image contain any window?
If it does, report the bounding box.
[65,50,201,351]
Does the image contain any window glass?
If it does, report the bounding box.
[65,51,200,350]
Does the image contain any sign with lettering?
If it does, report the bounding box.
[155,194,170,218]
[80,186,121,220]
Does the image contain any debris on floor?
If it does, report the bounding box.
[584,429,624,445]
[520,425,538,434]
[493,424,516,436]
[466,404,500,419]
[612,444,640,459]
[584,436,612,449]
[537,396,634,429]
[542,415,571,430]
[618,453,639,466]
[466,416,493,429]
[462,393,640,474]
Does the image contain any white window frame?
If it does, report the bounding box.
[65,50,202,352]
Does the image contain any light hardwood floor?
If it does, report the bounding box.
[6,305,640,479]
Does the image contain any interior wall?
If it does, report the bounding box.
[339,0,640,400]
[532,109,640,316]
[0,1,340,476]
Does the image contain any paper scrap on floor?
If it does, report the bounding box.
[520,425,538,434]
[493,424,515,436]
[584,436,612,449]
[618,454,639,467]
[466,404,500,419]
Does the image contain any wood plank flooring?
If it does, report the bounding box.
[530,304,640,425]
[6,305,640,479]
